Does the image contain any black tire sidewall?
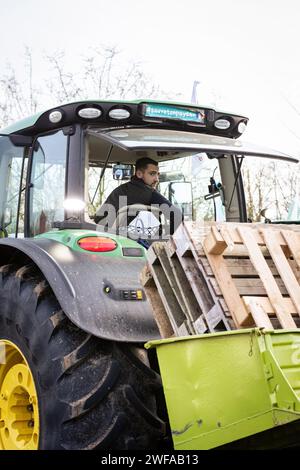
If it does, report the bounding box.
[0,268,165,450]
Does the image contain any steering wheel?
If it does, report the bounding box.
[111,204,165,239]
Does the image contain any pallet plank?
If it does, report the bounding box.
[140,266,174,338]
[262,229,300,316]
[175,240,230,332]
[184,221,291,247]
[200,256,300,278]
[203,233,251,327]
[172,223,194,257]
[205,226,228,254]
[147,244,190,335]
[281,230,300,270]
[242,296,297,315]
[152,243,192,322]
[210,277,289,297]
[242,297,274,329]
[237,226,296,329]
[164,242,205,325]
[174,255,213,316]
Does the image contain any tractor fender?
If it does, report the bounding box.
[0,237,160,343]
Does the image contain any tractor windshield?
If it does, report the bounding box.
[87,152,225,225]
[85,126,299,235]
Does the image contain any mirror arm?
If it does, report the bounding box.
[227,155,244,212]
[204,191,220,201]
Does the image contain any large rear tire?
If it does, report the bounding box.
[0,263,165,450]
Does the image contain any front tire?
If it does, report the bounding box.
[0,263,165,450]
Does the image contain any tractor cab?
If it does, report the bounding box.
[0,100,299,451]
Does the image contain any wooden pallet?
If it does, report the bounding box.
[141,221,300,337]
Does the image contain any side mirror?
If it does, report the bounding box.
[0,207,12,238]
[260,208,271,224]
[113,164,134,181]
[31,142,46,190]
[169,181,193,204]
[4,206,12,228]
[168,181,193,220]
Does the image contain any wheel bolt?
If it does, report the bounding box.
[29,396,36,405]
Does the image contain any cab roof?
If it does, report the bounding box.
[0,99,248,139]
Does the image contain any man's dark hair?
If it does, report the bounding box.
[135,157,158,172]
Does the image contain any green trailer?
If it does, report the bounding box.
[147,328,300,449]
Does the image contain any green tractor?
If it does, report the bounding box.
[0,100,298,450]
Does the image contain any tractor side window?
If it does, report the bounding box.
[87,165,118,219]
[29,130,68,236]
[0,136,25,238]
[242,156,300,223]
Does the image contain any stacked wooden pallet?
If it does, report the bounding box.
[140,221,300,338]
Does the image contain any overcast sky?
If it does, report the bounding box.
[0,0,300,155]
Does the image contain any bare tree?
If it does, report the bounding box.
[0,65,25,125]
[46,51,83,103]
[0,45,177,128]
[24,47,39,114]
[81,45,163,100]
[0,48,43,126]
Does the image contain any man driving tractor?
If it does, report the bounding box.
[94,157,183,236]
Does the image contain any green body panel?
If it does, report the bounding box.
[146,328,300,449]
[36,229,146,258]
[0,113,42,135]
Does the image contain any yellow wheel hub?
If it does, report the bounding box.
[0,340,39,450]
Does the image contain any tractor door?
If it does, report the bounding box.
[26,130,69,237]
[0,135,28,238]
